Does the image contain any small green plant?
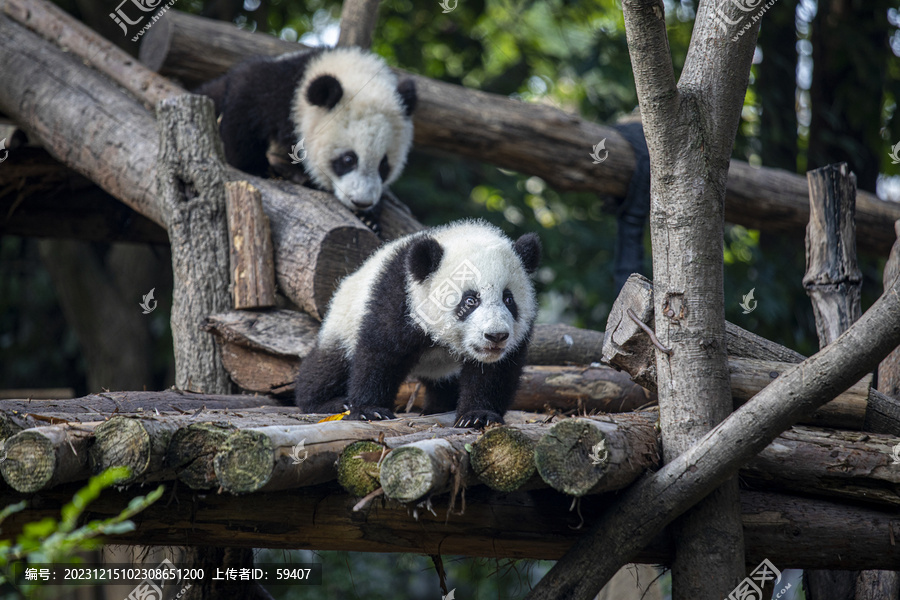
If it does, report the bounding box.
[0,466,163,598]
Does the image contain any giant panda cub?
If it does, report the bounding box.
[295,220,541,427]
[196,47,416,226]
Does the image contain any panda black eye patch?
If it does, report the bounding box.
[379,155,391,181]
[332,151,358,176]
[456,291,480,321]
[503,289,518,320]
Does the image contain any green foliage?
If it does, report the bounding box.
[0,468,163,598]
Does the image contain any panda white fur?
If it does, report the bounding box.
[195,47,416,216]
[295,220,541,427]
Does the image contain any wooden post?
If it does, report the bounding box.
[801,163,899,600]
[157,94,232,394]
[336,0,382,49]
[225,182,277,310]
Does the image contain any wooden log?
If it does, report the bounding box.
[1,483,898,569]
[90,411,319,485]
[336,0,381,49]
[205,309,318,395]
[213,414,458,494]
[168,422,236,490]
[0,148,168,244]
[469,425,544,492]
[0,423,99,492]
[337,440,386,497]
[379,435,479,503]
[803,163,863,347]
[157,94,232,394]
[603,274,900,432]
[729,358,872,430]
[741,426,900,508]
[802,163,868,600]
[0,10,409,320]
[526,323,605,365]
[0,391,285,415]
[134,10,900,255]
[534,413,659,497]
[225,182,276,310]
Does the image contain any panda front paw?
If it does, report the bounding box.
[454,410,504,428]
[350,406,396,421]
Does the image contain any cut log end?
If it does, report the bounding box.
[213,430,275,494]
[312,226,381,318]
[166,423,236,490]
[89,417,150,482]
[380,444,445,503]
[1,431,55,493]
[534,419,607,497]
[337,441,386,497]
[470,427,535,492]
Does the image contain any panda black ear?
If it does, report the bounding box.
[514,233,541,274]
[307,75,343,110]
[408,237,443,283]
[396,79,417,117]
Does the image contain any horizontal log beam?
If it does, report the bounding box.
[1,483,898,569]
[139,10,900,255]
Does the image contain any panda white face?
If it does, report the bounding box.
[407,222,541,364]
[292,48,416,212]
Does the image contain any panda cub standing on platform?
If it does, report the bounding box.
[196,47,416,225]
[295,220,541,427]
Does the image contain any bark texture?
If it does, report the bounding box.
[336,0,381,49]
[157,95,232,394]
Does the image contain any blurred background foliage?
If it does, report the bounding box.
[1,0,897,597]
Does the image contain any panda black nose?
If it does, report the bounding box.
[484,332,509,343]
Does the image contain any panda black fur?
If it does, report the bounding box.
[295,220,541,427]
[195,47,416,216]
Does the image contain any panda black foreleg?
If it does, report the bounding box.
[421,378,460,415]
[294,346,351,414]
[454,345,528,427]
[345,333,423,421]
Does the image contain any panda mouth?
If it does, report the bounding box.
[476,344,507,359]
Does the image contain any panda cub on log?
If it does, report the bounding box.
[196,47,416,218]
[295,220,541,427]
